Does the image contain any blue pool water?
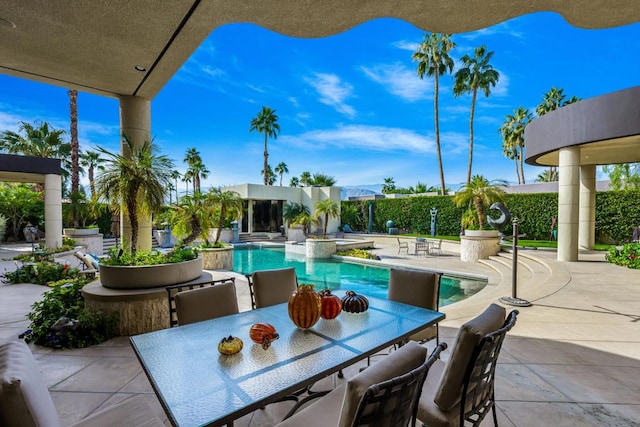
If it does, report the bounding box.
[233,246,486,306]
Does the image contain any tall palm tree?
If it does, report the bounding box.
[95,136,174,254]
[535,168,559,183]
[382,177,396,194]
[261,164,277,185]
[453,175,507,230]
[501,138,521,185]
[299,171,312,187]
[499,106,533,184]
[412,33,456,196]
[536,88,581,181]
[182,171,193,196]
[309,173,336,187]
[208,188,243,244]
[68,89,80,196]
[249,106,280,185]
[289,176,300,187]
[453,46,500,184]
[274,161,289,186]
[314,199,340,238]
[170,170,181,204]
[80,149,104,198]
[183,148,209,192]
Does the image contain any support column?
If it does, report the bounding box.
[119,95,152,251]
[44,174,63,249]
[557,147,580,261]
[579,164,596,250]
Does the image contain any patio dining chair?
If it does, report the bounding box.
[417,304,519,427]
[0,339,165,427]
[174,280,239,325]
[166,277,236,327]
[397,237,410,255]
[277,341,447,427]
[246,267,298,309]
[429,239,443,256]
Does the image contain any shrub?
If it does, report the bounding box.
[2,260,81,286]
[336,248,378,260]
[100,246,198,266]
[0,213,6,242]
[23,280,119,349]
[605,243,640,269]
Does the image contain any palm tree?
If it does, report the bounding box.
[410,182,428,194]
[535,169,559,183]
[309,173,336,187]
[274,162,289,186]
[453,175,507,230]
[283,202,310,226]
[184,148,209,192]
[314,199,340,238]
[249,106,281,185]
[289,176,300,187]
[499,106,533,184]
[68,90,80,197]
[453,46,500,184]
[182,172,193,196]
[412,33,456,196]
[300,171,312,187]
[208,188,243,245]
[170,191,214,246]
[501,138,521,185]
[80,149,104,198]
[536,88,581,181]
[170,170,181,204]
[95,136,174,254]
[382,177,396,194]
[261,164,277,185]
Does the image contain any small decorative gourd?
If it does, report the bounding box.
[341,291,369,313]
[249,323,279,350]
[218,336,243,355]
[319,289,342,319]
[288,284,322,329]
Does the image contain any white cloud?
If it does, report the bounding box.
[393,40,419,52]
[492,70,509,97]
[361,63,431,102]
[288,96,299,107]
[0,111,24,132]
[306,73,356,118]
[246,83,266,93]
[280,124,435,154]
[459,22,524,41]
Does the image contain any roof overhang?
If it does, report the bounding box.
[2,1,640,99]
[0,154,61,184]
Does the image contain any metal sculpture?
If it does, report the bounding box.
[487,203,511,230]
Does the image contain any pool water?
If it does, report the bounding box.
[233,246,486,307]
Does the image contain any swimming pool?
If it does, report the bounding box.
[233,246,486,306]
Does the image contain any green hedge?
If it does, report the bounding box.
[341,190,640,243]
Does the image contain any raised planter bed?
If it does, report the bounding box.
[200,246,233,270]
[63,228,100,236]
[99,257,203,289]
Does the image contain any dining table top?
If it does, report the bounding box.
[130,291,445,427]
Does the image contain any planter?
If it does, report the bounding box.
[100,257,203,289]
[63,227,100,237]
[306,239,336,259]
[460,233,501,262]
[200,246,234,270]
[463,229,499,238]
[287,227,306,242]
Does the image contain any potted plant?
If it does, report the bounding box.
[306,199,340,259]
[283,202,311,242]
[454,175,507,237]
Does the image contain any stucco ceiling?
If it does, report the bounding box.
[1,0,639,100]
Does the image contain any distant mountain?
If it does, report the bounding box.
[340,186,379,200]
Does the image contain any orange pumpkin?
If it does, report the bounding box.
[341,291,369,313]
[319,289,342,319]
[249,323,279,350]
[288,284,322,329]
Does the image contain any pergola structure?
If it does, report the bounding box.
[1,1,639,251]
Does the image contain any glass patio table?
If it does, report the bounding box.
[130,292,445,427]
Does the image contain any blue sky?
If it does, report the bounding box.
[1,12,638,193]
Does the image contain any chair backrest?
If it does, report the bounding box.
[247,267,298,309]
[459,309,518,425]
[339,341,427,427]
[388,268,441,311]
[166,277,236,327]
[0,340,63,427]
[352,343,447,427]
[174,280,239,325]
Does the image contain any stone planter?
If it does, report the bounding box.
[99,257,203,289]
[287,226,306,242]
[463,229,499,238]
[200,246,234,270]
[460,232,501,263]
[306,239,336,259]
[63,227,100,236]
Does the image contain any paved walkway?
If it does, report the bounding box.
[1,240,639,426]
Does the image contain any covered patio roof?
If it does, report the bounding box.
[1,1,640,100]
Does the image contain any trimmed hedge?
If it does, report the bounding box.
[341,190,640,243]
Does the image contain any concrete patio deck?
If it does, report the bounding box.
[1,239,639,426]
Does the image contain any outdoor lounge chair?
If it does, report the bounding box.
[0,339,165,427]
[417,304,519,427]
[174,280,239,325]
[73,250,99,279]
[278,341,447,427]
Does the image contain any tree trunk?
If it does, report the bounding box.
[127,196,138,255]
[474,197,486,230]
[466,88,477,185]
[263,134,269,185]
[69,90,80,227]
[519,147,526,184]
[434,73,446,195]
[323,213,328,238]
[88,166,95,198]
[215,206,227,244]
[515,156,521,185]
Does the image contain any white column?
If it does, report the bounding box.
[557,147,580,261]
[118,95,152,251]
[44,174,63,249]
[579,164,596,250]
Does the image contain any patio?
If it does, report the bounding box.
[1,240,639,426]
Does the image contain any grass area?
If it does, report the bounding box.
[402,234,460,242]
[403,234,613,251]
